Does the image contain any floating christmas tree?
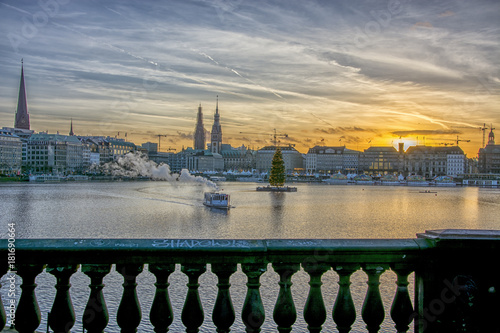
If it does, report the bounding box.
[269,147,285,187]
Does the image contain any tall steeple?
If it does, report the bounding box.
[15,59,30,130]
[69,118,75,136]
[211,95,222,154]
[194,104,206,150]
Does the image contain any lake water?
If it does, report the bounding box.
[1,182,499,332]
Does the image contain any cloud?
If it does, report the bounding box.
[411,22,433,29]
[439,10,455,17]
[391,129,461,137]
[315,126,374,134]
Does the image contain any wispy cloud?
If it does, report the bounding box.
[0,0,498,155]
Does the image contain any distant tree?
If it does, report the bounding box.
[269,147,285,186]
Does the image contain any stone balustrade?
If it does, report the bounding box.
[1,229,499,332]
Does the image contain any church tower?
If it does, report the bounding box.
[14,60,30,130]
[488,125,495,145]
[211,96,222,154]
[194,104,206,150]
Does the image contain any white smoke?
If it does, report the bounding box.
[98,152,218,189]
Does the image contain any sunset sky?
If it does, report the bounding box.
[1,0,499,156]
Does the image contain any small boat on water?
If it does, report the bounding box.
[203,192,231,210]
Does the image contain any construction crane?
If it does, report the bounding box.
[456,136,470,146]
[131,133,168,151]
[239,128,289,147]
[480,123,489,148]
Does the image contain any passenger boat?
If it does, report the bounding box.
[203,192,231,210]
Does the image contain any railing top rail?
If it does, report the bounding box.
[2,238,430,265]
[3,230,498,265]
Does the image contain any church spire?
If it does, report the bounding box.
[194,104,206,150]
[15,59,30,130]
[211,95,222,154]
[69,118,75,136]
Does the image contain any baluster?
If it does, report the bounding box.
[212,263,237,333]
[303,263,330,333]
[47,264,79,333]
[149,264,175,333]
[82,264,111,333]
[332,264,359,333]
[390,265,414,333]
[241,263,267,333]
[14,264,44,333]
[181,264,206,333]
[362,264,388,333]
[116,264,144,333]
[0,266,7,330]
[273,263,299,333]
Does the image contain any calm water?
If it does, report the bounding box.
[1,182,499,332]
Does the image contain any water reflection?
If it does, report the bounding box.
[8,185,34,238]
[269,192,286,236]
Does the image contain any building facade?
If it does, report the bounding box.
[478,129,500,174]
[221,144,256,171]
[305,146,360,174]
[26,133,84,174]
[405,146,465,177]
[256,145,304,173]
[359,146,403,174]
[0,130,23,174]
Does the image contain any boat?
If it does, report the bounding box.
[256,185,297,192]
[210,176,226,182]
[432,175,456,187]
[203,192,231,210]
[29,174,64,182]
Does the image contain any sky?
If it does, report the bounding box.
[0,0,499,156]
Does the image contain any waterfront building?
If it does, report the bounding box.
[107,138,137,158]
[256,145,304,173]
[344,148,360,173]
[194,104,206,150]
[478,128,500,173]
[210,96,222,154]
[26,133,84,174]
[405,146,465,177]
[81,137,108,165]
[189,150,224,172]
[306,146,343,174]
[221,144,256,171]
[2,127,34,168]
[359,146,402,174]
[14,61,30,130]
[167,149,192,172]
[305,146,360,174]
[0,130,23,174]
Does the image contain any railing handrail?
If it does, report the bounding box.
[2,238,431,265]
